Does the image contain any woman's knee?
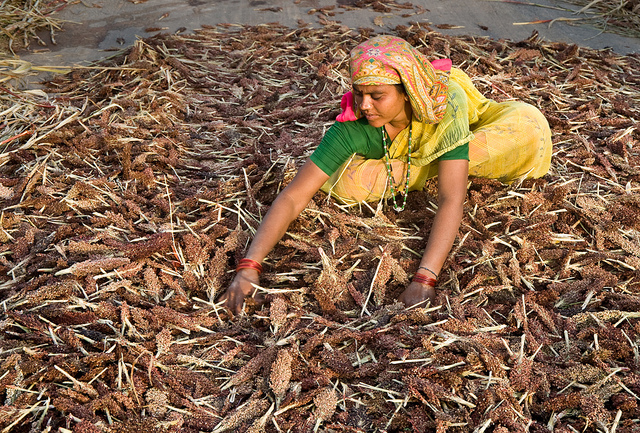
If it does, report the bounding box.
[515,103,551,131]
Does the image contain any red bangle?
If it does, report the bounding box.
[236,258,263,274]
[412,273,436,286]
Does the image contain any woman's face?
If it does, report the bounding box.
[352,84,411,129]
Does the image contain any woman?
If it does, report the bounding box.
[220,35,552,315]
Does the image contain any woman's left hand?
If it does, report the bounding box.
[398,159,468,309]
[398,282,436,308]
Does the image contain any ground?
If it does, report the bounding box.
[1,1,640,432]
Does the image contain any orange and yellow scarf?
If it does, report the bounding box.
[349,35,451,124]
[338,35,490,167]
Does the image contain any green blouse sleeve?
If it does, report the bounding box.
[310,118,384,176]
[438,141,469,160]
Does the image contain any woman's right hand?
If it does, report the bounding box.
[220,269,260,315]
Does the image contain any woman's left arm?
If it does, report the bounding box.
[398,158,469,307]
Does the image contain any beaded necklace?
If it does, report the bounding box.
[382,124,412,212]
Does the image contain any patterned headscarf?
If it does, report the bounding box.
[349,35,451,124]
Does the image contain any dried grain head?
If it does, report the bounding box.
[508,357,533,392]
[269,295,288,331]
[611,393,637,412]
[182,269,200,293]
[372,248,395,306]
[124,232,172,261]
[24,280,76,305]
[65,240,110,256]
[206,247,230,301]
[213,392,269,433]
[269,348,293,399]
[143,267,163,301]
[92,301,119,323]
[143,388,168,418]
[564,363,605,384]
[182,233,207,265]
[312,247,349,313]
[59,328,83,351]
[71,420,103,433]
[580,393,610,425]
[320,346,355,376]
[159,272,181,292]
[521,191,546,215]
[223,346,277,391]
[526,298,558,334]
[579,265,618,289]
[324,226,340,248]
[155,327,173,356]
[105,211,130,231]
[151,305,200,332]
[57,257,130,277]
[313,387,338,421]
[440,317,479,334]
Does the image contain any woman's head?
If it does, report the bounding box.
[352,83,411,129]
[349,35,451,124]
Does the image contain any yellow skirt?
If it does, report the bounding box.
[321,100,552,205]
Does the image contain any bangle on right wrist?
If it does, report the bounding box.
[418,266,438,278]
[236,258,263,274]
[412,273,436,286]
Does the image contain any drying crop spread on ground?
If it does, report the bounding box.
[1,15,640,433]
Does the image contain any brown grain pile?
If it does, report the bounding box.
[1,20,640,433]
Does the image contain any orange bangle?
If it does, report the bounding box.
[236,258,263,274]
[412,273,436,286]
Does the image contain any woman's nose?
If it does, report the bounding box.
[360,96,372,110]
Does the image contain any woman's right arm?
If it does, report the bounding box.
[220,159,330,315]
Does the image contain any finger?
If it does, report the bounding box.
[231,291,247,316]
[233,298,243,315]
[254,292,266,305]
[221,292,239,317]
